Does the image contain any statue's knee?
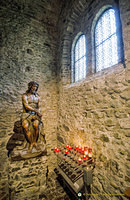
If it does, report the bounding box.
[33,120,39,129]
[22,120,29,130]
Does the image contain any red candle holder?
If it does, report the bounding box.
[88,148,92,158]
[84,146,88,151]
[84,147,88,155]
[66,145,69,149]
[68,146,72,150]
[78,158,82,163]
[76,146,79,150]
[54,147,57,152]
[65,150,69,154]
[88,148,92,152]
[78,146,82,151]
[81,148,84,153]
[56,149,59,152]
[83,155,87,160]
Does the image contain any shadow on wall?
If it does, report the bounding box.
[6,120,25,157]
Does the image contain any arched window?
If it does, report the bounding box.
[71,34,87,83]
[94,8,123,72]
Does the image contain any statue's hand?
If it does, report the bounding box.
[37,111,42,118]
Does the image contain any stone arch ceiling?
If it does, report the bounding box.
[57,0,93,82]
[58,0,92,26]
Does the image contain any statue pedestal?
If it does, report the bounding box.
[10,142,47,161]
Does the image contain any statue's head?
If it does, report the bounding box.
[27,81,39,93]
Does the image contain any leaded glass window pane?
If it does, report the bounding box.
[95,8,119,72]
[73,34,87,82]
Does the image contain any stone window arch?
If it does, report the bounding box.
[92,5,124,73]
[71,32,87,83]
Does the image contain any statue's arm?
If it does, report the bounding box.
[37,96,41,109]
[37,96,42,117]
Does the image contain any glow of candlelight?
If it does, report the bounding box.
[83,155,87,160]
[78,146,82,151]
[78,158,82,163]
[88,148,92,157]
[54,147,57,151]
[65,150,69,154]
[81,148,84,153]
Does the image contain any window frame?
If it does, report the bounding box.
[71,33,87,83]
[93,6,124,73]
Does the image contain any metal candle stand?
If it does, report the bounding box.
[53,145,95,200]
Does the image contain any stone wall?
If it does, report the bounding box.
[8,157,70,200]
[57,0,130,199]
[0,0,64,199]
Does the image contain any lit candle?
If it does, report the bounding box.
[88,148,92,158]
[84,146,88,151]
[68,146,72,150]
[76,146,79,150]
[78,146,82,151]
[54,147,57,152]
[84,147,88,155]
[81,148,84,153]
[66,145,69,149]
[83,155,87,160]
[56,149,59,152]
[65,150,69,154]
[78,158,82,163]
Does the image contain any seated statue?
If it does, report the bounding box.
[22,81,43,153]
